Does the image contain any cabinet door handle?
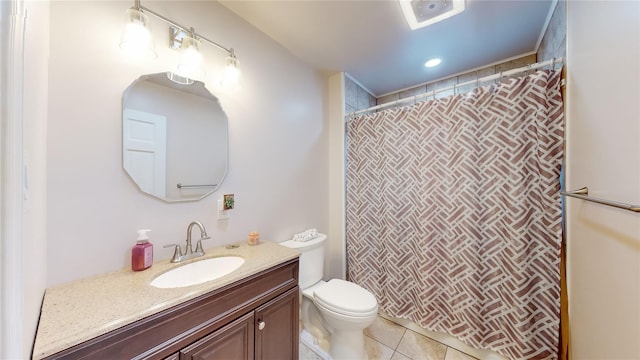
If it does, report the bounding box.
[258,321,266,331]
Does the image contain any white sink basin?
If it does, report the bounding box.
[150,256,245,289]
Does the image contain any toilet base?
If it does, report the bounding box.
[328,329,368,360]
[300,329,331,360]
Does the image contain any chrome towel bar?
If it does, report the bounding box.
[177,183,217,189]
[561,187,640,213]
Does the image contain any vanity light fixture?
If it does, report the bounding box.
[120,0,241,87]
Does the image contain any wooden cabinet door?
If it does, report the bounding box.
[180,312,255,360]
[254,287,299,360]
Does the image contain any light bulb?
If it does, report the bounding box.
[221,52,241,89]
[119,8,157,61]
[177,36,205,80]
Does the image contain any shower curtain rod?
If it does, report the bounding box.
[346,57,564,118]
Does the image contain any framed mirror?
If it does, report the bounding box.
[122,72,228,202]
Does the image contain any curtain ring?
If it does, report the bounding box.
[453,83,457,95]
[552,57,556,70]
[397,100,406,114]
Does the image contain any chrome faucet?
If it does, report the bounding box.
[164,221,211,263]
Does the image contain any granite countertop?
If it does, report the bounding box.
[32,240,300,359]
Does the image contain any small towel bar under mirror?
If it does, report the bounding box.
[177,183,217,189]
[561,187,640,213]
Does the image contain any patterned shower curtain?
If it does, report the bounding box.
[346,69,564,359]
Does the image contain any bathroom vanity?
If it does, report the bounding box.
[32,241,300,359]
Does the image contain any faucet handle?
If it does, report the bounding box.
[164,244,183,263]
[194,237,209,254]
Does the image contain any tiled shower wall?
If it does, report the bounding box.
[538,0,567,62]
[345,75,377,114]
[344,1,566,112]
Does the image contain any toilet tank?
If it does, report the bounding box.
[279,233,327,289]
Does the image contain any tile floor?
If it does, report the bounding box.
[300,315,479,360]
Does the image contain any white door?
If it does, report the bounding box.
[123,108,167,198]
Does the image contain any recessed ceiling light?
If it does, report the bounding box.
[424,58,442,68]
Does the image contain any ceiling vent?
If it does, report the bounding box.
[399,0,465,30]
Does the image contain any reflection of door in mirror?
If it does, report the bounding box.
[123,109,167,198]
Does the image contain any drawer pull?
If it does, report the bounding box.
[258,321,266,331]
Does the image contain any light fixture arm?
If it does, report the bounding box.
[137,3,233,55]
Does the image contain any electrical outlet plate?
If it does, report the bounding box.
[217,199,230,220]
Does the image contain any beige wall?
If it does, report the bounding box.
[566,1,640,358]
[23,0,49,356]
[327,73,346,280]
[46,1,328,285]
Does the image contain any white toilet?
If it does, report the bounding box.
[281,234,378,360]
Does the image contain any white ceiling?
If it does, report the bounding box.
[220,0,556,97]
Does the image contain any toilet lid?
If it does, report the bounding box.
[313,279,377,316]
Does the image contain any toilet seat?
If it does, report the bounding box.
[313,279,378,317]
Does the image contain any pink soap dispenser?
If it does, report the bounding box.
[132,229,153,271]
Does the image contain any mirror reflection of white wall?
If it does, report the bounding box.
[122,73,228,202]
